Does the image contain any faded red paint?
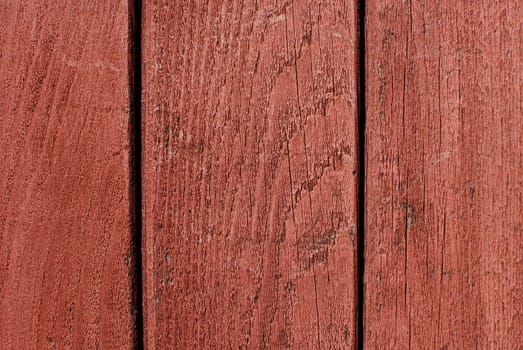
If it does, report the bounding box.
[142,0,359,348]
[2,0,521,349]
[364,0,522,348]
[0,1,137,348]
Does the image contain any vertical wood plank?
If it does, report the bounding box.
[365,0,522,348]
[142,0,360,348]
[0,1,138,348]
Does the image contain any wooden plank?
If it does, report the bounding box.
[142,0,360,348]
[0,1,138,348]
[364,0,522,348]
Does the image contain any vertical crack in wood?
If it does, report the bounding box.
[356,0,366,349]
[128,0,144,348]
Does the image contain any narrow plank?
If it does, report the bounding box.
[0,1,138,348]
[365,0,522,348]
[142,0,360,348]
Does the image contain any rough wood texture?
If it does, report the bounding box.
[364,1,522,348]
[0,1,138,348]
[142,0,359,348]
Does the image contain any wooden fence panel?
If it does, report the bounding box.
[142,0,360,348]
[364,1,522,348]
[0,1,138,348]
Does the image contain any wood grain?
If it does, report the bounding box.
[364,0,522,348]
[142,0,360,348]
[0,1,138,348]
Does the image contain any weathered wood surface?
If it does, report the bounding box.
[142,0,360,348]
[364,0,522,348]
[0,1,138,348]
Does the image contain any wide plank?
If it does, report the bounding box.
[142,0,360,348]
[0,1,138,348]
[364,1,522,348]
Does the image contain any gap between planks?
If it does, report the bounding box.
[356,0,366,349]
[128,0,144,349]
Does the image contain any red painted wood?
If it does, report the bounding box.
[142,1,360,348]
[364,0,522,348]
[0,1,138,348]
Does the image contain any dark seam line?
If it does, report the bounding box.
[128,0,144,349]
[356,0,366,349]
